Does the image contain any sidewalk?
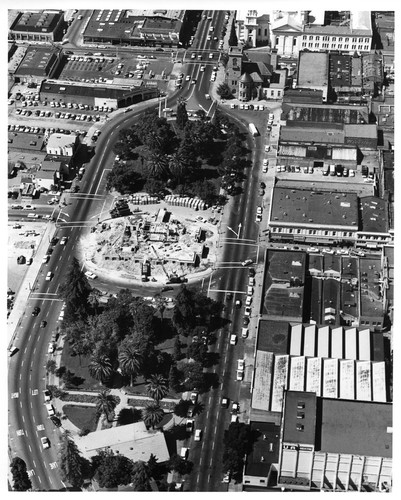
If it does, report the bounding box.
[7,221,58,347]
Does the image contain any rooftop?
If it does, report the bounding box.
[78,421,170,463]
[8,132,45,152]
[283,391,317,445]
[282,102,369,125]
[359,257,384,318]
[15,46,58,77]
[244,422,280,477]
[298,51,328,88]
[40,80,142,100]
[319,399,392,457]
[10,10,63,33]
[359,196,388,233]
[47,133,77,150]
[270,187,359,230]
[257,320,290,353]
[280,125,345,144]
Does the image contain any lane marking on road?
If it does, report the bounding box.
[212,441,215,450]
[33,459,36,468]
[28,444,31,452]
[197,473,200,483]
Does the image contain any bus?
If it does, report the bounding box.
[248,123,259,137]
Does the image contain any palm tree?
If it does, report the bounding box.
[95,389,119,423]
[142,402,165,429]
[153,293,166,323]
[87,289,102,313]
[88,353,113,383]
[146,151,169,180]
[118,343,142,386]
[146,374,168,403]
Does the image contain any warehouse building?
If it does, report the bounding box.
[278,391,392,492]
[39,79,159,109]
[9,10,64,43]
[12,46,62,85]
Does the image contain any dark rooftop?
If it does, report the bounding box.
[244,422,280,477]
[359,196,389,234]
[319,399,392,458]
[15,46,58,77]
[359,257,383,318]
[8,132,45,152]
[323,254,341,274]
[10,10,62,33]
[256,320,289,354]
[40,80,142,100]
[283,391,316,446]
[282,102,369,124]
[270,187,359,230]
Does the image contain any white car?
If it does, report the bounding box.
[231,414,239,423]
[45,403,55,416]
[60,236,68,245]
[236,370,243,381]
[194,429,202,441]
[180,447,189,460]
[85,271,97,280]
[263,159,269,167]
[42,255,50,264]
[237,359,245,371]
[230,334,237,345]
[322,249,335,255]
[48,343,55,354]
[256,206,263,215]
[247,286,253,296]
[185,75,191,81]
[241,328,248,339]
[244,306,251,317]
[41,437,50,449]
[265,145,270,152]
[262,165,268,173]
[43,390,51,402]
[245,296,252,306]
[255,214,262,222]
[248,277,255,286]
[241,259,253,267]
[307,247,319,253]
[23,205,35,210]
[45,272,53,281]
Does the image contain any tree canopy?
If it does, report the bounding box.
[91,449,134,489]
[10,457,32,491]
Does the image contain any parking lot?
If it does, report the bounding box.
[59,53,174,83]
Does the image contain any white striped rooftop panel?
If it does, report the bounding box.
[322,358,338,398]
[372,361,387,402]
[344,327,357,360]
[303,324,316,357]
[290,323,303,356]
[356,360,372,401]
[358,328,371,360]
[331,326,344,359]
[306,357,322,397]
[271,355,289,412]
[317,325,330,358]
[289,356,305,391]
[339,359,355,400]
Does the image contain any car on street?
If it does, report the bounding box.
[191,79,197,84]
[60,236,68,245]
[241,327,248,338]
[230,334,237,345]
[265,145,270,152]
[190,392,198,405]
[231,401,239,413]
[241,259,253,266]
[243,317,250,326]
[322,248,335,254]
[186,419,194,433]
[245,296,252,306]
[307,247,319,253]
[45,272,53,281]
[185,75,191,81]
[235,299,241,308]
[50,415,62,427]
[244,307,251,316]
[32,307,40,316]
[236,370,243,381]
[222,473,231,483]
[45,403,55,416]
[221,397,229,408]
[41,437,50,449]
[263,159,268,167]
[187,406,194,418]
[180,447,189,460]
[194,429,202,441]
[43,390,51,402]
[237,359,245,371]
[42,255,50,264]
[23,205,35,210]
[85,271,97,279]
[262,165,268,173]
[48,343,55,354]
[40,321,47,328]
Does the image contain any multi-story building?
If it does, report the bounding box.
[271,11,373,57]
[11,46,63,85]
[236,10,271,47]
[8,10,64,43]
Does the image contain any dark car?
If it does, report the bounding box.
[50,416,62,427]
[32,307,40,316]
[243,317,250,326]
[50,237,58,246]
[259,189,265,196]
[226,292,233,301]
[260,182,266,189]
[248,268,256,277]
[40,320,47,328]
[221,397,229,408]
[161,286,174,292]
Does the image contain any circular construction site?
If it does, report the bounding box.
[80,203,221,284]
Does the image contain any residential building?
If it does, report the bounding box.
[8,10,64,43]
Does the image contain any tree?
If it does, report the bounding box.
[146,374,168,403]
[146,151,170,180]
[187,342,208,365]
[10,457,32,491]
[59,432,90,488]
[228,21,238,47]
[87,288,102,314]
[91,449,134,488]
[172,286,196,335]
[88,352,113,384]
[142,402,165,429]
[191,179,217,205]
[59,257,91,321]
[106,162,142,194]
[168,364,182,392]
[173,399,191,418]
[176,101,188,129]
[96,389,119,422]
[182,361,205,392]
[153,293,166,323]
[118,339,142,386]
[173,337,182,361]
[167,454,193,476]
[216,83,233,100]
[147,453,162,480]
[46,359,57,374]
[131,461,152,491]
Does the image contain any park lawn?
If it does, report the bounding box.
[62,405,99,432]
[60,339,103,391]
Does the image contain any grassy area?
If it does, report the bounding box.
[62,405,99,432]
[60,340,103,391]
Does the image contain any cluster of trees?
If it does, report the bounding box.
[222,422,254,482]
[58,431,192,491]
[10,457,32,491]
[107,109,227,206]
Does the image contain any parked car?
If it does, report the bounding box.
[41,437,50,449]
[194,429,202,441]
[85,271,97,279]
[32,307,40,316]
[221,397,229,408]
[40,321,47,328]
[241,259,253,266]
[50,415,62,427]
[180,447,189,460]
[45,403,55,416]
[230,334,237,345]
[186,419,194,433]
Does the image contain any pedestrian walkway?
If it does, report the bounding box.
[7,221,58,347]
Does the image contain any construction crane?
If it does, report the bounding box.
[151,245,170,280]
